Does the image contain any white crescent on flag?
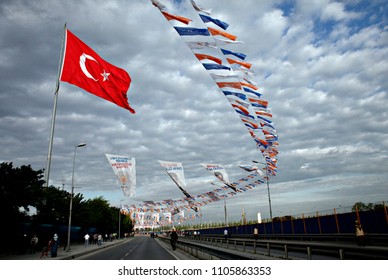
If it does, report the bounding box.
[80,53,98,81]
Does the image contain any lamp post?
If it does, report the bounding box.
[66,143,86,251]
[118,199,125,240]
[224,198,228,227]
[252,160,273,222]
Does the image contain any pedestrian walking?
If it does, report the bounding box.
[253,228,259,240]
[30,234,38,254]
[84,233,90,247]
[98,234,102,246]
[40,239,51,258]
[170,228,178,250]
[51,234,59,257]
[355,220,366,246]
[50,234,59,258]
[93,234,98,245]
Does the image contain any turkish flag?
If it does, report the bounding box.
[60,29,135,114]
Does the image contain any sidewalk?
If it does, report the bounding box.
[0,238,129,260]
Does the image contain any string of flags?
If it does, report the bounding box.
[114,159,265,226]
[117,0,281,227]
[124,169,264,227]
[151,0,278,179]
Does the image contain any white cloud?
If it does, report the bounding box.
[321,2,359,22]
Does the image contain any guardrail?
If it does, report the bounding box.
[159,235,280,260]
[190,233,388,246]
[159,235,388,260]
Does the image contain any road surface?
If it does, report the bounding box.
[79,235,183,260]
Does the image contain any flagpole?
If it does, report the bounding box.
[44,23,67,187]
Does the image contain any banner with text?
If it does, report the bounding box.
[105,154,136,197]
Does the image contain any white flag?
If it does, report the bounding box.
[239,164,265,176]
[158,160,199,212]
[158,160,189,194]
[105,154,136,197]
[201,163,230,182]
[201,163,237,191]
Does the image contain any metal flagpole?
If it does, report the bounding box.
[253,160,273,221]
[44,23,67,187]
[224,198,228,226]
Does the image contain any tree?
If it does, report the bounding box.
[352,201,377,212]
[82,197,116,233]
[352,201,386,212]
[0,162,45,252]
[0,162,134,253]
[34,186,71,225]
[372,203,386,211]
[0,162,44,216]
[120,214,133,235]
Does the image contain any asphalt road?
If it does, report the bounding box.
[78,235,179,260]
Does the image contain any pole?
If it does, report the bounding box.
[224,198,228,226]
[66,143,86,251]
[253,160,273,221]
[334,208,340,234]
[44,24,67,187]
[118,199,126,239]
[118,208,121,240]
[266,173,273,221]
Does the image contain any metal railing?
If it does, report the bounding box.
[160,235,388,260]
[191,233,388,246]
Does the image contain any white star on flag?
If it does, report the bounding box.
[101,70,110,81]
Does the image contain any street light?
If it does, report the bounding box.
[224,198,228,227]
[66,143,86,251]
[118,199,126,240]
[252,160,273,222]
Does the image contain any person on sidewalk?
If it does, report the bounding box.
[50,234,59,258]
[93,234,98,245]
[30,234,38,254]
[40,239,51,258]
[355,220,366,246]
[253,228,259,240]
[97,234,102,246]
[84,233,90,247]
[170,228,178,250]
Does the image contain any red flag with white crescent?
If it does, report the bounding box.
[60,29,135,114]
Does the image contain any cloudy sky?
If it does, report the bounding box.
[1,0,387,224]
